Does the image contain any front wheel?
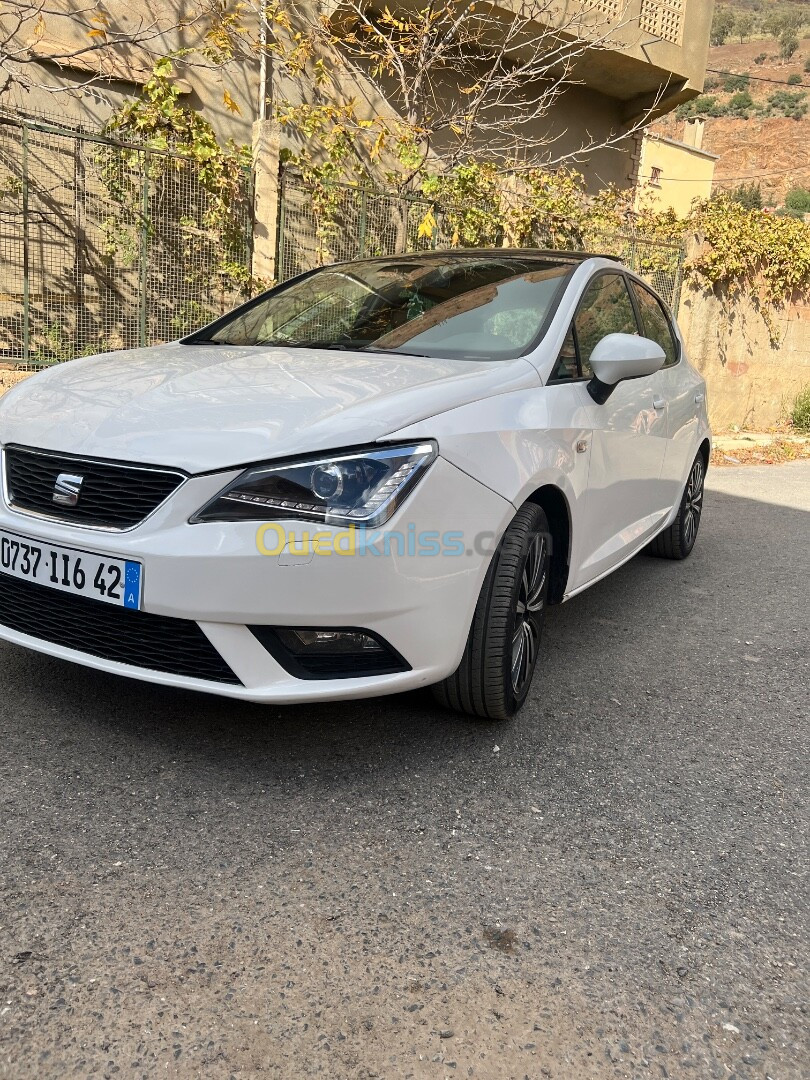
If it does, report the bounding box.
[647,451,706,560]
[432,503,551,720]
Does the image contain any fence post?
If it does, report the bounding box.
[251,119,281,283]
[73,136,86,354]
[21,123,30,365]
[358,188,368,258]
[672,242,686,316]
[138,154,150,347]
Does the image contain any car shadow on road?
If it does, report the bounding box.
[2,486,807,786]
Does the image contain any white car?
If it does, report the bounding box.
[0,251,710,719]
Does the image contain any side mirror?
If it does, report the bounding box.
[587,333,666,404]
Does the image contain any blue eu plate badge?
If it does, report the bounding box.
[123,561,142,609]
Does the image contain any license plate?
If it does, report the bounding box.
[0,529,142,609]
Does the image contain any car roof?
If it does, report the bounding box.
[353,248,622,264]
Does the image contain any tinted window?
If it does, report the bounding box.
[574,274,639,377]
[189,255,573,362]
[630,281,679,366]
[551,327,579,381]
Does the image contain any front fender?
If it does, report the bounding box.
[390,384,592,578]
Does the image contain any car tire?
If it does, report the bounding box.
[646,451,706,560]
[432,503,551,721]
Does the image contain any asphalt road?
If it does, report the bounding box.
[1,462,808,1080]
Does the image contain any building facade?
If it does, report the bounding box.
[635,121,718,216]
[0,0,714,190]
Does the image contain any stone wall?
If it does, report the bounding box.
[677,281,810,431]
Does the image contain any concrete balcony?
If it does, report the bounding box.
[483,0,713,117]
[568,0,713,113]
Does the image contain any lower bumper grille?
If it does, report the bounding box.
[0,574,241,685]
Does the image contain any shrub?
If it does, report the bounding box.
[790,386,810,433]
[687,196,810,339]
[723,73,750,92]
[805,57,810,73]
[677,95,727,119]
[754,53,768,65]
[728,182,763,210]
[780,32,799,61]
[767,89,808,118]
[785,186,810,213]
[787,72,803,85]
[728,90,754,116]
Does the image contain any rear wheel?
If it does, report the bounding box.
[647,452,705,560]
[432,503,550,720]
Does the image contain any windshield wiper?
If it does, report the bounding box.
[362,346,434,358]
[190,339,438,359]
[253,339,357,350]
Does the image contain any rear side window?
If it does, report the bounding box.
[574,274,639,378]
[630,281,679,367]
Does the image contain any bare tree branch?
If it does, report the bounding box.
[0,0,212,102]
[254,0,675,179]
[1,0,675,187]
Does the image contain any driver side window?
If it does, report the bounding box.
[575,274,639,377]
[551,273,639,381]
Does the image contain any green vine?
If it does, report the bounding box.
[102,58,261,297]
[104,62,810,343]
[688,195,810,298]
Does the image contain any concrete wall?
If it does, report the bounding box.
[0,1,262,142]
[677,282,810,431]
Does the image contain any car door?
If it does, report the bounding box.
[628,278,700,505]
[561,271,670,589]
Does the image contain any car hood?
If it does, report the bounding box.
[0,343,540,473]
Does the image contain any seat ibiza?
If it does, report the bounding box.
[0,251,710,719]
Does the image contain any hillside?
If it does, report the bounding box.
[654,35,810,206]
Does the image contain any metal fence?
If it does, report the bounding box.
[276,172,686,310]
[0,117,686,373]
[0,112,253,369]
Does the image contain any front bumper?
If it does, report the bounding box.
[0,456,513,703]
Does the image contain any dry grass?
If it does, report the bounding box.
[711,436,810,466]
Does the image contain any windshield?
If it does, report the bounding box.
[187,254,573,361]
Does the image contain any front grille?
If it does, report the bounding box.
[0,574,241,685]
[3,445,186,529]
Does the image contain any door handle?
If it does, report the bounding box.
[653,397,666,411]
[695,393,705,404]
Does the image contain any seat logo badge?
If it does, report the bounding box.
[53,473,84,507]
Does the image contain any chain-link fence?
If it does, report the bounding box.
[0,112,253,369]
[277,172,686,310]
[0,117,686,373]
[278,173,462,278]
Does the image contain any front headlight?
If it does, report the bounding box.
[190,442,437,527]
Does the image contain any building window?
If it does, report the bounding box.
[650,166,663,186]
